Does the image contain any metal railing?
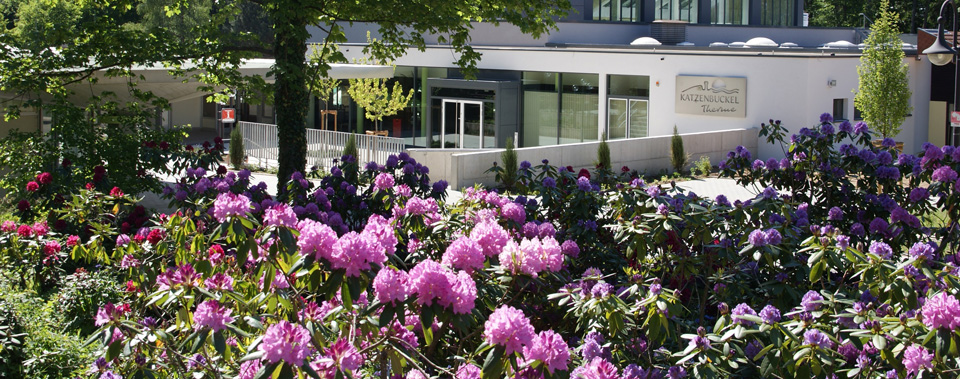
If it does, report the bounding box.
[238,121,405,170]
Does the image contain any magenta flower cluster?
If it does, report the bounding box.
[193,300,235,332]
[259,320,314,366]
[921,292,960,330]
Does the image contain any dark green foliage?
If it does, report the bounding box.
[670,126,687,173]
[597,133,611,171]
[229,125,245,170]
[342,133,358,160]
[54,270,123,335]
[693,155,711,177]
[501,138,518,190]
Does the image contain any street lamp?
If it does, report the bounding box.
[924,0,959,143]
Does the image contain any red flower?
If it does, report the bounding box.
[185,145,194,151]
[61,158,71,168]
[93,165,106,174]
[53,219,67,231]
[17,200,30,212]
[93,173,104,182]
[25,181,39,192]
[110,187,124,197]
[146,229,165,245]
[578,168,591,179]
[159,141,169,150]
[621,166,630,173]
[217,165,227,175]
[37,172,52,185]
[85,183,94,190]
[17,225,31,237]
[126,281,139,293]
[66,235,80,247]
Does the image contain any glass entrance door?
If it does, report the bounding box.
[441,99,489,148]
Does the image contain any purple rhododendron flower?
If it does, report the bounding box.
[501,202,526,224]
[759,305,781,324]
[801,291,824,312]
[909,242,936,261]
[212,192,252,222]
[731,303,758,326]
[803,329,832,349]
[932,166,958,182]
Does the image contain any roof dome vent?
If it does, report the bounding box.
[745,37,777,47]
[630,37,662,46]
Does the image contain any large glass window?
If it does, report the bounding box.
[560,73,599,144]
[711,0,747,25]
[522,72,559,147]
[593,0,639,22]
[761,0,794,26]
[655,0,697,23]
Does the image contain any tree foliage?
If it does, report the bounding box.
[854,0,912,139]
[348,75,413,132]
[806,0,942,32]
[670,126,687,173]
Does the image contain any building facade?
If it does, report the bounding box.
[308,0,935,160]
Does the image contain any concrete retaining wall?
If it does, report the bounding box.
[408,128,759,190]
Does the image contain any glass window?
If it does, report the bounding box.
[833,99,847,121]
[655,0,697,23]
[608,75,650,97]
[560,73,599,144]
[522,72,559,147]
[761,0,794,26]
[711,0,747,25]
[592,0,639,21]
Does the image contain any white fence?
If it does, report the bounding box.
[238,122,406,169]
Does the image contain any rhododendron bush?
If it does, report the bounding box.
[1,114,959,378]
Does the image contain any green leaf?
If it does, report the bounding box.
[481,345,506,379]
[214,331,227,355]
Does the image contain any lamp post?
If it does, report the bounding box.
[924,0,959,144]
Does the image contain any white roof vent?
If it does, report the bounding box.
[729,41,746,48]
[630,37,662,46]
[824,40,856,48]
[677,42,695,46]
[779,42,799,48]
[745,37,777,47]
[709,42,728,47]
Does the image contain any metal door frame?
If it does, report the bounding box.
[441,99,485,148]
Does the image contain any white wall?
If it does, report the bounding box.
[409,128,758,190]
[345,46,930,159]
[171,97,203,129]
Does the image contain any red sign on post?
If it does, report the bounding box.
[951,111,960,127]
[221,108,236,123]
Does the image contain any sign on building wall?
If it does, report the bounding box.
[675,76,747,118]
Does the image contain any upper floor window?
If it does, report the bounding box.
[711,0,747,25]
[655,0,698,23]
[593,0,640,22]
[760,0,795,26]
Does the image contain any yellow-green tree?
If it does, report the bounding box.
[854,0,912,138]
[347,75,413,132]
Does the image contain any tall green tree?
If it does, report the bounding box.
[854,0,912,139]
[134,0,213,40]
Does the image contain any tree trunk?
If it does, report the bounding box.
[271,11,310,193]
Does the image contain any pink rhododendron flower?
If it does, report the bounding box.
[404,196,439,216]
[16,225,31,238]
[442,236,485,272]
[326,338,363,372]
[120,255,140,269]
[66,235,80,247]
[373,266,409,304]
[204,273,234,291]
[263,203,298,229]
[330,231,385,277]
[193,300,235,332]
[501,202,526,224]
[36,172,51,185]
[212,192,252,222]
[95,303,121,326]
[236,359,263,379]
[408,260,452,306]
[363,214,397,256]
[922,292,960,330]
[43,240,61,255]
[903,344,933,375]
[1,221,14,233]
[523,330,571,373]
[456,363,481,379]
[207,244,225,264]
[297,219,338,261]
[470,220,509,257]
[483,305,535,354]
[570,357,619,379]
[32,221,48,236]
[25,181,39,192]
[405,370,427,379]
[444,270,477,315]
[373,172,395,192]
[259,320,314,366]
